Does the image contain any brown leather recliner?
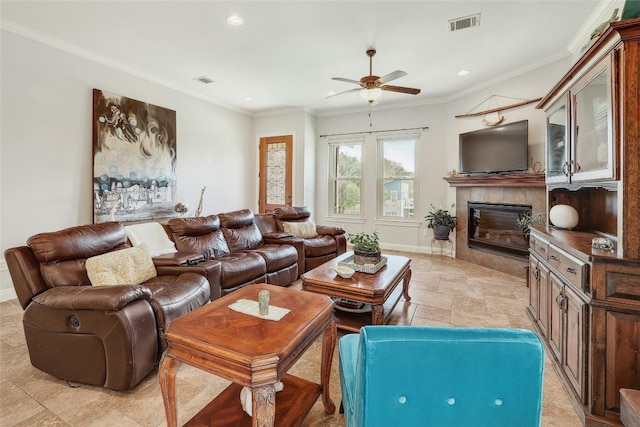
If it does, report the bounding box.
[255,206,346,273]
[167,209,298,298]
[4,222,210,391]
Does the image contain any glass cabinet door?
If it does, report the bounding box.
[546,97,569,183]
[571,57,615,181]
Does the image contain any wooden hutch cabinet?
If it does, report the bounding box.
[529,18,640,426]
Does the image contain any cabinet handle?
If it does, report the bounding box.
[562,162,570,176]
[539,246,546,253]
[555,293,564,306]
[549,254,559,261]
[574,161,582,173]
[566,267,577,275]
[561,296,568,313]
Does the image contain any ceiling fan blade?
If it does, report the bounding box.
[377,70,407,84]
[332,77,362,85]
[326,87,364,99]
[381,85,421,95]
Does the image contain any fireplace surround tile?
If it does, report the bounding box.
[455,185,546,278]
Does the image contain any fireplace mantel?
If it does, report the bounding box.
[444,173,545,188]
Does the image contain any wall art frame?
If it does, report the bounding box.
[92,89,177,224]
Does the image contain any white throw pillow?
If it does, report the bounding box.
[282,221,318,238]
[125,222,177,257]
[86,244,157,286]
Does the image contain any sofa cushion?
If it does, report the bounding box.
[273,206,311,221]
[125,222,177,257]
[282,221,318,238]
[27,222,129,288]
[249,244,299,273]
[168,215,230,259]
[168,215,221,236]
[218,252,266,288]
[219,209,263,252]
[86,244,157,286]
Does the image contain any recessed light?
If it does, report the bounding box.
[327,91,336,96]
[245,97,252,101]
[227,15,244,26]
[457,69,470,76]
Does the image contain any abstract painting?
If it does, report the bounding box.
[92,89,177,223]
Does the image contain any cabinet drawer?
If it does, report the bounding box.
[548,245,588,291]
[530,234,549,260]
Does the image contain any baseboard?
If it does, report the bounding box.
[380,242,455,257]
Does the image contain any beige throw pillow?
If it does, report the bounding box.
[86,244,157,286]
[282,221,318,238]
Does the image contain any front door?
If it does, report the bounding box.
[259,135,293,213]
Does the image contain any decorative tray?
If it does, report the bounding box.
[338,255,387,274]
[332,298,372,313]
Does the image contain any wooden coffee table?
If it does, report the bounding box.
[159,283,336,427]
[301,251,411,332]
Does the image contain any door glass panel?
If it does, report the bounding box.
[574,68,609,174]
[547,101,568,180]
[266,142,286,205]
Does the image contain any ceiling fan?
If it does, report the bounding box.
[329,49,421,103]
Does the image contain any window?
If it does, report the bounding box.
[329,139,363,215]
[378,134,418,218]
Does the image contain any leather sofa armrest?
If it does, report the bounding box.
[335,233,347,255]
[316,225,345,236]
[32,285,152,311]
[156,261,222,301]
[262,231,294,239]
[4,246,49,309]
[153,252,204,266]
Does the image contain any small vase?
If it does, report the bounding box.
[353,250,381,265]
[432,225,451,241]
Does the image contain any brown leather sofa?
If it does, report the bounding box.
[4,222,210,391]
[166,209,299,299]
[255,206,346,273]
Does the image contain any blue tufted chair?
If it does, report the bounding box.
[339,326,545,427]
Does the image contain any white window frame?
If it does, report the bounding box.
[377,133,419,220]
[328,137,364,217]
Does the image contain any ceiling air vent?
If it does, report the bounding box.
[193,76,215,84]
[448,13,481,32]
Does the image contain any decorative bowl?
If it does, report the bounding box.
[549,204,579,229]
[335,265,355,279]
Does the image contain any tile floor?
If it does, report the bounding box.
[0,252,582,426]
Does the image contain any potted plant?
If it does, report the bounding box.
[348,231,381,265]
[425,203,457,241]
[516,212,545,242]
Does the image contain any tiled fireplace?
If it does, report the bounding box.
[467,202,532,259]
[446,174,546,278]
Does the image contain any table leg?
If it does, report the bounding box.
[403,268,412,301]
[321,321,337,414]
[159,355,180,427]
[371,304,384,325]
[252,384,276,427]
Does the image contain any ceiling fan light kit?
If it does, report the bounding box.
[330,49,421,104]
[360,87,383,103]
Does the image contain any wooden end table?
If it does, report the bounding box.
[301,251,411,332]
[159,283,336,427]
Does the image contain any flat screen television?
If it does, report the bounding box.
[458,120,529,174]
